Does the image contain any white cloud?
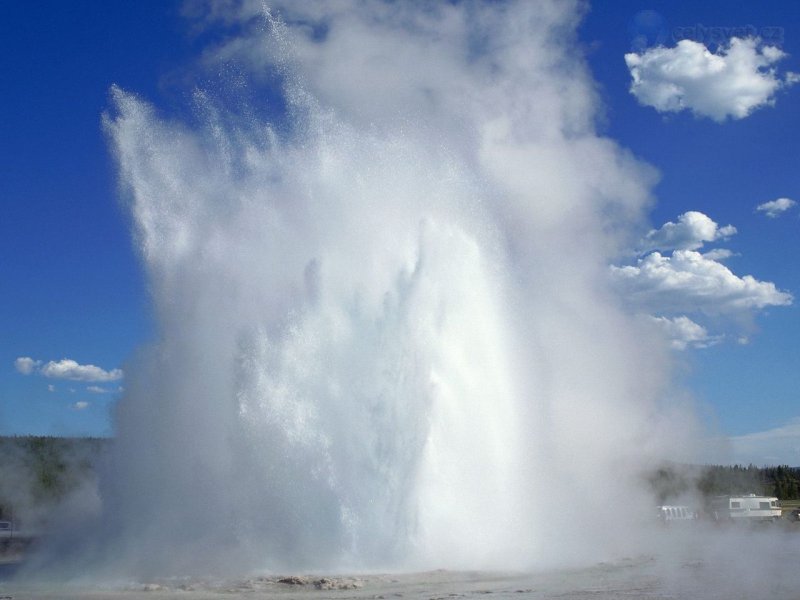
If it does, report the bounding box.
[615,211,792,344]
[17,357,124,382]
[41,359,123,382]
[47,384,56,392]
[625,37,797,121]
[70,401,90,411]
[711,419,800,466]
[87,385,114,394]
[611,249,793,315]
[650,315,720,350]
[639,211,736,252]
[702,248,735,261]
[14,357,41,375]
[756,197,796,218]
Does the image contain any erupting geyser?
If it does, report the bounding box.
[71,0,691,578]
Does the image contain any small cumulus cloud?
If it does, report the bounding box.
[14,357,124,382]
[625,37,797,121]
[70,401,90,411]
[650,315,721,350]
[14,357,41,375]
[41,359,123,382]
[756,197,796,218]
[47,384,56,393]
[702,248,736,261]
[87,385,115,394]
[639,211,736,253]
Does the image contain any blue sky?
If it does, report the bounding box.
[1,1,798,464]
[581,0,800,454]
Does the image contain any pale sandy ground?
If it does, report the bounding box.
[0,562,693,600]
[2,526,800,599]
[1,558,799,600]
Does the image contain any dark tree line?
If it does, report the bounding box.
[2,437,800,524]
[763,466,800,500]
[648,462,800,504]
[0,436,105,522]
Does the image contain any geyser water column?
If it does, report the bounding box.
[97,0,678,577]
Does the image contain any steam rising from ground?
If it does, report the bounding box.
[63,0,700,578]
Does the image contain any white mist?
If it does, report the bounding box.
[86,0,692,577]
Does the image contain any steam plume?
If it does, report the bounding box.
[81,0,690,577]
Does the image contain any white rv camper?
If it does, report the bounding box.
[710,494,781,522]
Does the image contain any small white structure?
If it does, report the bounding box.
[657,505,696,522]
[0,521,13,538]
[710,494,781,522]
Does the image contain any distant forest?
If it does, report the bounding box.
[1,437,799,524]
[0,436,105,523]
[648,463,800,503]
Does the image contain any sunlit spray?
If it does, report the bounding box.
[54,0,693,577]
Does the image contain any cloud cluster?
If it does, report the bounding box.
[612,249,792,315]
[625,37,797,121]
[756,197,796,218]
[612,210,792,349]
[14,357,123,382]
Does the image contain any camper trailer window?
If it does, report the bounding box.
[759,502,770,509]
[731,501,741,508]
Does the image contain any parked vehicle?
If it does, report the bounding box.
[0,520,15,550]
[710,494,781,522]
[657,505,697,523]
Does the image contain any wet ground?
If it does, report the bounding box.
[0,562,684,600]
[2,525,800,599]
